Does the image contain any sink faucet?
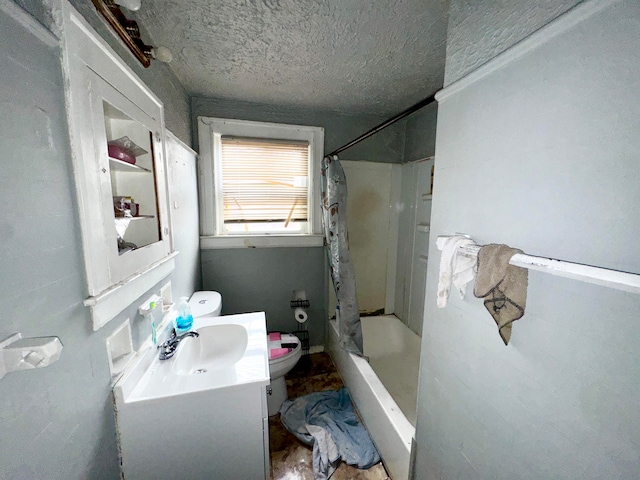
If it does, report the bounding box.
[158,328,199,360]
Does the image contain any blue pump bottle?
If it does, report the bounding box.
[175,296,194,333]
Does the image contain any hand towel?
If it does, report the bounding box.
[473,244,528,345]
[437,235,478,308]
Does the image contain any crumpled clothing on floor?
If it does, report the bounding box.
[279,388,380,480]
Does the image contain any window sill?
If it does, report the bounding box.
[200,235,324,249]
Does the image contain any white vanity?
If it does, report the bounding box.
[113,312,271,479]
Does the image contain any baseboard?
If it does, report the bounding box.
[308,345,325,354]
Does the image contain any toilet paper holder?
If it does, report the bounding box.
[290,299,310,309]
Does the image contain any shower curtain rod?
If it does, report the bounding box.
[326,91,437,157]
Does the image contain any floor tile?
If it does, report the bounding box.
[269,353,390,480]
[286,371,344,399]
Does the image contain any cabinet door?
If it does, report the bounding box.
[88,73,171,287]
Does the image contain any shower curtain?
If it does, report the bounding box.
[321,155,363,355]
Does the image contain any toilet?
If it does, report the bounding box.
[188,291,300,416]
[188,291,223,319]
[267,332,302,416]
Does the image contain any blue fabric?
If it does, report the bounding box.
[280,388,380,479]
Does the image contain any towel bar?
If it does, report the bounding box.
[436,235,640,295]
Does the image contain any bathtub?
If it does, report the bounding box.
[328,315,420,480]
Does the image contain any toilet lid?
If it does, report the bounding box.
[268,333,300,362]
[189,291,222,318]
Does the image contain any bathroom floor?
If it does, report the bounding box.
[269,352,390,480]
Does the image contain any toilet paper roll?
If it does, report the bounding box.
[294,308,308,324]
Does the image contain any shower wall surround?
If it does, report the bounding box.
[339,161,396,315]
[394,103,437,335]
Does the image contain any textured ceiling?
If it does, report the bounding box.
[135,0,449,116]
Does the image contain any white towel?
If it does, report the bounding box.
[437,236,477,308]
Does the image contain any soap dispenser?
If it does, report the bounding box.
[175,296,194,334]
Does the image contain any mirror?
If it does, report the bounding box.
[103,101,161,255]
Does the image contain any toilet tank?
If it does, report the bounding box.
[189,291,222,318]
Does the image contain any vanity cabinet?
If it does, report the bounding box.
[60,4,174,329]
[113,312,271,480]
[116,382,270,480]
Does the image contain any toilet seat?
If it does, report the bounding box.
[268,333,301,364]
[267,332,302,416]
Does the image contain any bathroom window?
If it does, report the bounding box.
[198,117,324,247]
[219,136,310,234]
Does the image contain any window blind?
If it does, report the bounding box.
[220,136,310,224]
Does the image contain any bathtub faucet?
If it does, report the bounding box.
[158,328,199,360]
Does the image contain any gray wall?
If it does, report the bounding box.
[193,96,408,347]
[0,5,119,477]
[192,96,406,163]
[16,0,192,144]
[0,3,196,478]
[192,97,439,344]
[67,0,191,144]
[402,101,438,163]
[444,0,583,86]
[415,1,640,478]
[201,248,326,347]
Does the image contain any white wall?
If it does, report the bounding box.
[332,161,396,314]
[415,1,640,478]
[395,159,434,336]
[166,133,201,299]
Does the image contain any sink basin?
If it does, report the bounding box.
[116,312,269,403]
[171,324,248,376]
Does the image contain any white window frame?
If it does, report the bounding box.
[198,117,325,248]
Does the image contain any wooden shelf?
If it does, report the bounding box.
[109,157,151,173]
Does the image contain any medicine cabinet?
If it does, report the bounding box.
[60,3,175,330]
